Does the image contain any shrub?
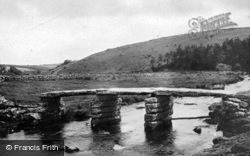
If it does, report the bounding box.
[216,63,232,71]
[9,66,22,75]
[61,59,72,66]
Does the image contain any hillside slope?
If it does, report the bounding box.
[55,27,250,74]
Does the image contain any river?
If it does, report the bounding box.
[1,76,250,156]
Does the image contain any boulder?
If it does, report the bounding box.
[208,102,223,111]
[235,111,246,117]
[65,146,80,153]
[212,136,230,144]
[0,101,15,109]
[223,101,239,110]
[240,101,248,108]
[193,127,202,134]
[227,98,242,104]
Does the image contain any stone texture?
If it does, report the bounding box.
[95,94,118,101]
[91,115,121,126]
[240,101,248,108]
[91,105,121,114]
[90,94,121,127]
[144,95,173,130]
[40,96,65,123]
[144,112,169,122]
[91,111,120,119]
[91,100,118,108]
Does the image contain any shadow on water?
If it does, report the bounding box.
[145,122,174,145]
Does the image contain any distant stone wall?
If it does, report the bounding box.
[0,74,95,82]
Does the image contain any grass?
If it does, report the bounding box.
[0,71,243,121]
[0,71,242,104]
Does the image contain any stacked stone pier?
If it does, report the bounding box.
[144,92,174,130]
[91,93,122,127]
[40,96,65,123]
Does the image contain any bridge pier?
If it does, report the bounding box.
[144,92,173,130]
[40,96,65,123]
[91,93,121,127]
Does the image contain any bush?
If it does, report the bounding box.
[233,63,241,71]
[9,66,22,75]
[61,59,72,66]
[0,65,7,74]
[216,63,232,71]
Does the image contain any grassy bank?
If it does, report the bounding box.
[0,71,242,104]
[0,71,243,121]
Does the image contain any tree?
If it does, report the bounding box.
[9,66,22,75]
[150,57,155,66]
[0,65,6,74]
[61,59,72,66]
[158,54,163,62]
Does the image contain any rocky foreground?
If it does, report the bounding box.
[0,95,55,137]
[195,96,250,155]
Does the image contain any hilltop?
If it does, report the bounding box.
[51,27,250,74]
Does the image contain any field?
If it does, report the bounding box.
[0,71,241,121]
[0,71,242,104]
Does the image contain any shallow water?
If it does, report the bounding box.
[2,97,222,156]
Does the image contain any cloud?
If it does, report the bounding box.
[0,0,249,65]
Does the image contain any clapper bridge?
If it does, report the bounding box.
[40,88,234,130]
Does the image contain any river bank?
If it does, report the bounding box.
[0,71,243,104]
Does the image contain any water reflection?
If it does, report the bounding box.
[145,122,175,145]
[89,123,122,154]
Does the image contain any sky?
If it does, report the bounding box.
[0,0,250,65]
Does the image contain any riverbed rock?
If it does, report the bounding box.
[240,101,249,108]
[184,102,197,105]
[0,101,15,109]
[65,146,80,153]
[235,111,246,117]
[193,127,202,134]
[224,101,239,110]
[213,137,230,144]
[208,102,223,111]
